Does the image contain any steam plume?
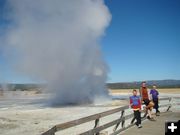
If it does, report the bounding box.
[2,0,111,104]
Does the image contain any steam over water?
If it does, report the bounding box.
[1,0,111,104]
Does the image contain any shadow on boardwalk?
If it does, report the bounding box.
[121,111,180,135]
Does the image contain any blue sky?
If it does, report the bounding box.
[102,0,180,82]
[0,0,180,83]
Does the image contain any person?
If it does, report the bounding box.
[130,89,142,128]
[150,85,160,116]
[139,81,149,103]
[139,81,155,120]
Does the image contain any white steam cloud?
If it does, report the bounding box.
[2,0,111,104]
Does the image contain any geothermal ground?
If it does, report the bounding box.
[0,89,180,135]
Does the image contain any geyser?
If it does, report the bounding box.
[2,0,111,104]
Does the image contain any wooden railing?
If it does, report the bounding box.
[41,97,177,135]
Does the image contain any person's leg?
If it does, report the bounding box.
[137,110,142,128]
[134,110,138,126]
[153,99,158,113]
[147,108,156,121]
[156,99,160,113]
[143,99,150,118]
[147,109,152,118]
[153,99,160,115]
[137,110,141,125]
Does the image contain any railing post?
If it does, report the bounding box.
[41,126,56,135]
[142,111,148,119]
[130,117,135,124]
[121,114,125,128]
[94,118,100,135]
[166,97,172,111]
[113,110,125,132]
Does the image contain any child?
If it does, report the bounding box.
[130,89,142,128]
[150,85,160,116]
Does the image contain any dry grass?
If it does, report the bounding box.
[109,88,180,94]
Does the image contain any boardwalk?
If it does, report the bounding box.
[41,97,180,135]
[121,111,180,135]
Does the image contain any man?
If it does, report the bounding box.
[130,89,142,128]
[150,85,160,116]
[139,81,155,120]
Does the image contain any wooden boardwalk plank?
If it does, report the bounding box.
[120,111,180,135]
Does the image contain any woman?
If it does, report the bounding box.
[139,81,155,120]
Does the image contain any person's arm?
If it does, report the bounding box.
[147,88,151,100]
[138,98,141,110]
[139,87,142,99]
[157,90,159,102]
[149,90,153,100]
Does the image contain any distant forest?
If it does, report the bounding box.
[0,80,180,91]
[107,80,180,89]
[0,84,44,91]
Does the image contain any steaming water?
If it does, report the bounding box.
[1,0,112,105]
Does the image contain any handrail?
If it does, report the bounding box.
[42,105,129,135]
[41,97,178,135]
[55,105,129,130]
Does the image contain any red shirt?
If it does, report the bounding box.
[130,95,141,110]
[140,87,149,100]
